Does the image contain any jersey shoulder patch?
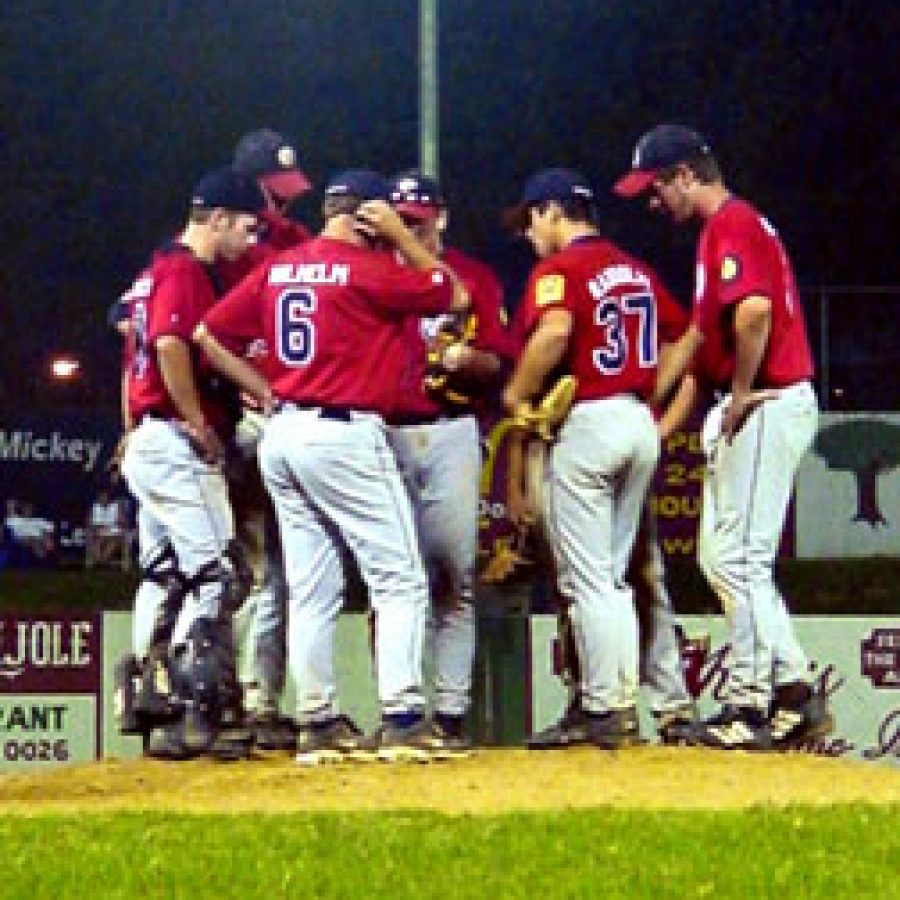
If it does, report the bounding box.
[720,255,741,282]
[535,273,565,307]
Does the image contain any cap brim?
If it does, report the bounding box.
[612,169,658,197]
[394,201,441,220]
[260,169,312,199]
[502,202,531,234]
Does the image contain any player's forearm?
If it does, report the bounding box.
[156,337,207,431]
[730,295,771,398]
[652,324,705,406]
[503,323,569,411]
[193,325,274,410]
[657,374,698,441]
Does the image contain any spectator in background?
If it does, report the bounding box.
[4,498,57,567]
[85,487,132,570]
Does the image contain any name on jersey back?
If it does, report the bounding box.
[269,262,350,286]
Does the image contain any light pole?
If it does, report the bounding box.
[419,0,439,179]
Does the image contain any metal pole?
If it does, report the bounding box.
[819,288,830,410]
[419,0,439,178]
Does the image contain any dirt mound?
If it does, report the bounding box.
[2,747,899,815]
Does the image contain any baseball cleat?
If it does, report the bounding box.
[144,720,195,761]
[366,715,473,762]
[294,715,370,766]
[527,703,641,750]
[769,681,834,750]
[253,713,297,753]
[654,708,699,746]
[694,705,772,751]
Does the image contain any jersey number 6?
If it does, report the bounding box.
[276,288,317,366]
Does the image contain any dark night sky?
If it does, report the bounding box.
[1,0,898,411]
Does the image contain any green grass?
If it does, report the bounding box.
[2,807,897,898]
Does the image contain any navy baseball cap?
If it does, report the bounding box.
[503,167,595,232]
[324,169,390,201]
[613,123,712,197]
[389,170,445,219]
[191,165,266,214]
[233,129,311,199]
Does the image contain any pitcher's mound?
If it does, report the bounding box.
[2,747,899,815]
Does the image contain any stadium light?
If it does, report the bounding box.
[49,355,82,381]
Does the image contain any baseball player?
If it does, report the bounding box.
[194,170,472,764]
[503,168,663,749]
[615,122,829,750]
[117,165,264,760]
[386,170,513,747]
[226,128,314,751]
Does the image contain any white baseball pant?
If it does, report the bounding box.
[258,407,430,724]
[697,381,818,711]
[121,417,234,651]
[388,415,481,718]
[547,394,660,714]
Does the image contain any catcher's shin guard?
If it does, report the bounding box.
[133,645,182,724]
[140,538,188,650]
[179,617,222,753]
[113,654,143,735]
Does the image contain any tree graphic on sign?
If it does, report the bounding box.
[813,418,900,528]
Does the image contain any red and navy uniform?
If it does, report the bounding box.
[216,209,312,291]
[126,243,238,438]
[692,197,814,390]
[202,237,455,416]
[515,235,673,401]
[392,246,514,422]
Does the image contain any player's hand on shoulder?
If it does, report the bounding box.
[355,200,406,244]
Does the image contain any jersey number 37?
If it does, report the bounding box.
[592,292,657,374]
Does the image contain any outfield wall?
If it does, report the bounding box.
[1,610,896,771]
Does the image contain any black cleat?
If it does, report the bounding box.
[694,705,772,751]
[769,681,834,750]
[527,703,640,750]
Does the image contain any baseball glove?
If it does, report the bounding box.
[423,312,479,406]
[513,375,578,441]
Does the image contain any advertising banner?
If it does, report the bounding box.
[0,411,120,525]
[531,615,900,764]
[795,413,900,558]
[0,612,103,771]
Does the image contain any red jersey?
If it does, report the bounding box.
[394,246,514,419]
[516,235,673,402]
[692,197,814,390]
[216,208,312,290]
[126,244,238,436]
[202,236,455,416]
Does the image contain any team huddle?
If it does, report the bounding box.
[111,123,831,764]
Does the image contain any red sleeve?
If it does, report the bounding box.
[147,262,214,344]
[515,263,570,341]
[361,259,454,316]
[467,263,515,362]
[203,265,269,345]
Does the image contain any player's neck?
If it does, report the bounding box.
[693,183,731,220]
[559,220,598,250]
